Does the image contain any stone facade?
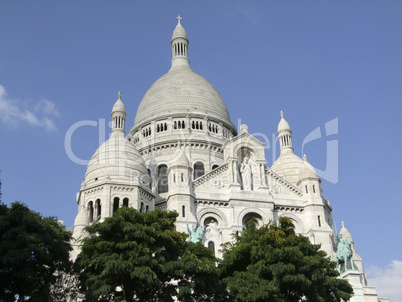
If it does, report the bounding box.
[71,17,386,302]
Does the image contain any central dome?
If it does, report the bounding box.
[134,65,232,127]
[133,18,235,132]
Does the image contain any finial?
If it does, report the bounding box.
[280,110,284,118]
[303,154,307,161]
[342,221,345,228]
[118,91,122,100]
[176,15,182,25]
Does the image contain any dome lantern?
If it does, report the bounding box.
[111,91,127,136]
[277,111,293,154]
[171,15,190,68]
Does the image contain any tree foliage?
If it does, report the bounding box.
[219,217,353,302]
[176,242,226,302]
[0,202,73,301]
[76,207,223,302]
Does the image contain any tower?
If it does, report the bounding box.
[71,93,154,260]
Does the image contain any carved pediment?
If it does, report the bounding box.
[266,167,302,197]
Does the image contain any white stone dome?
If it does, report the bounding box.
[172,23,188,41]
[173,150,190,167]
[85,133,147,184]
[278,112,291,133]
[298,157,318,180]
[133,64,233,128]
[73,207,90,227]
[271,152,304,185]
[112,98,126,113]
[339,222,353,241]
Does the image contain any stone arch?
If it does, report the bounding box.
[276,213,305,234]
[236,146,255,162]
[87,200,94,223]
[237,208,268,229]
[112,197,120,214]
[208,241,215,255]
[158,164,169,193]
[122,197,129,207]
[95,199,101,221]
[197,208,228,229]
[193,161,205,179]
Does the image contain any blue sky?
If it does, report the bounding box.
[1,1,401,299]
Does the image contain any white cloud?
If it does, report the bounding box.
[0,84,58,132]
[366,260,402,301]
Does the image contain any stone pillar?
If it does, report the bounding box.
[341,271,365,302]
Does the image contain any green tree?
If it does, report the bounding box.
[176,242,227,302]
[0,202,73,301]
[76,207,223,302]
[220,217,353,302]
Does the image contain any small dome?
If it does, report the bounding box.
[298,156,318,180]
[339,221,353,241]
[85,134,147,184]
[172,23,188,41]
[173,150,189,167]
[278,111,291,133]
[271,152,304,185]
[112,98,126,114]
[73,208,90,227]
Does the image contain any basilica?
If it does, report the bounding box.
[71,17,385,302]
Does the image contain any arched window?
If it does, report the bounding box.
[88,201,94,223]
[242,213,263,230]
[147,169,152,188]
[140,202,144,213]
[212,164,219,170]
[146,205,149,212]
[158,165,169,194]
[123,198,129,207]
[193,162,205,179]
[113,197,119,214]
[95,199,101,220]
[182,205,185,218]
[208,241,215,255]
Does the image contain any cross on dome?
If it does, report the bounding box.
[176,15,182,24]
[118,91,122,100]
[280,110,284,118]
